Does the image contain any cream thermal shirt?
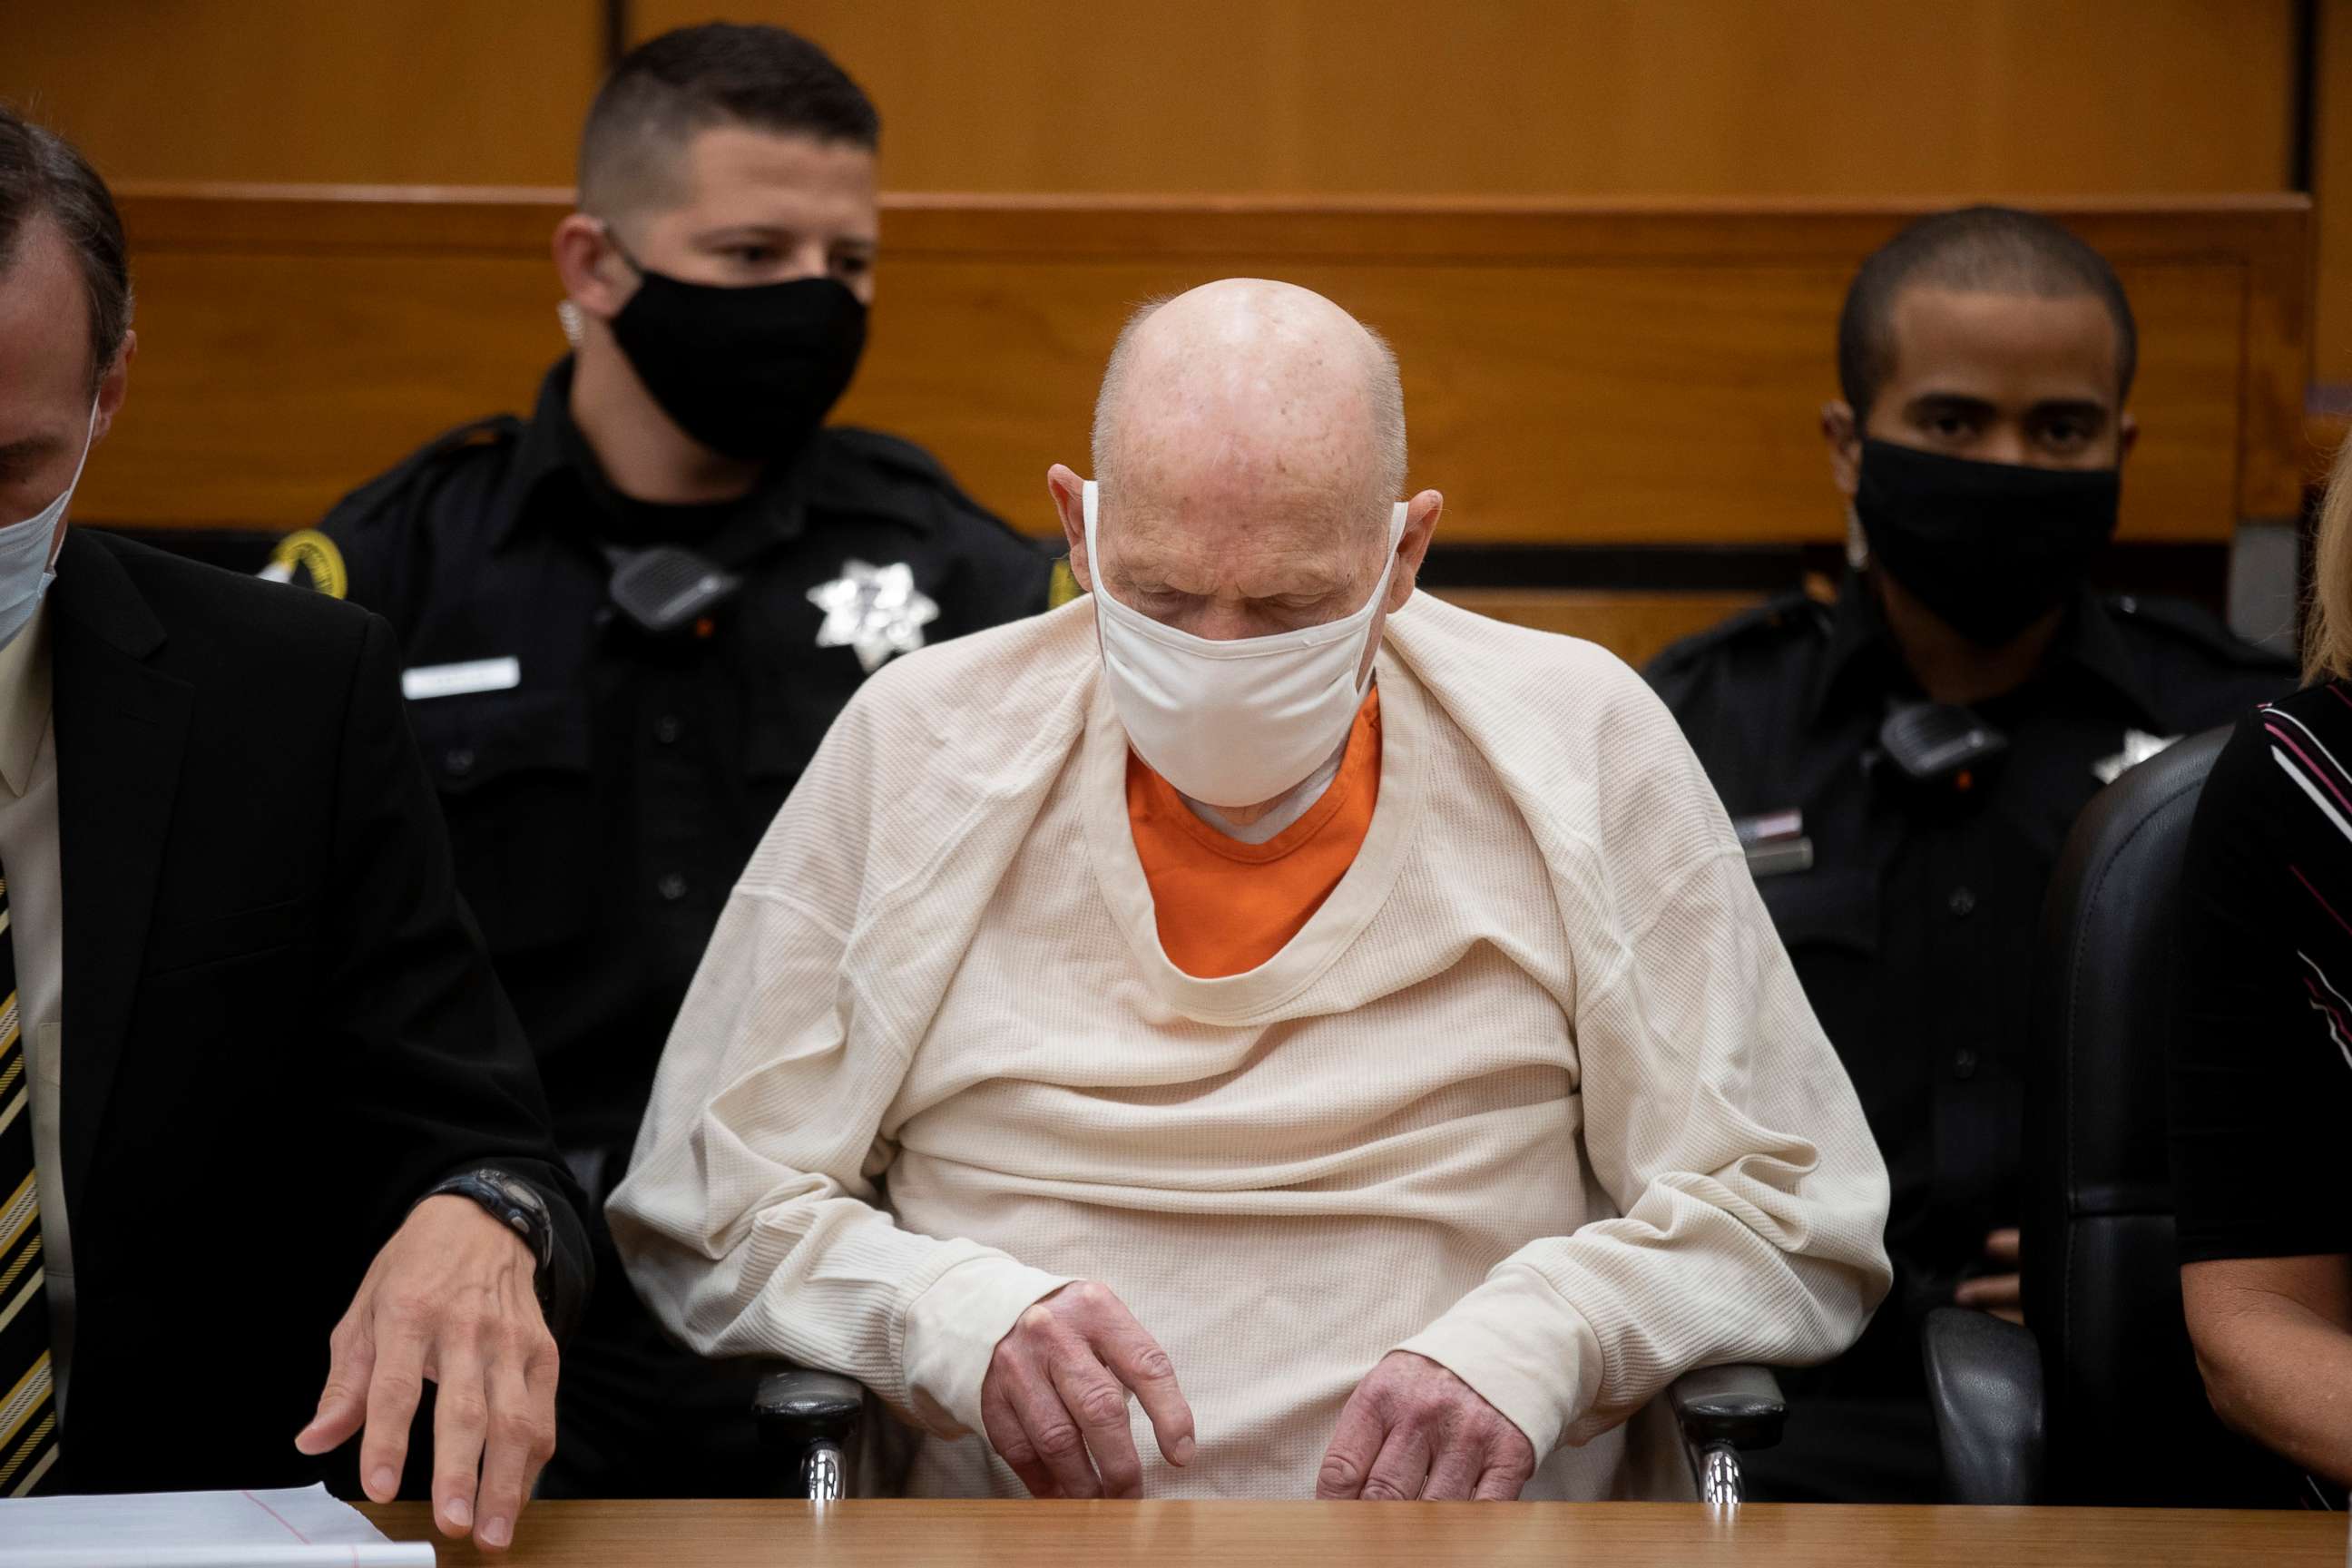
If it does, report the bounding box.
[610,593,1891,1500]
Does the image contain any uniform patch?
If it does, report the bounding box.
[259,528,348,600]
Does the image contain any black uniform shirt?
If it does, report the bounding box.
[307,359,1057,1154]
[1647,573,2292,1393]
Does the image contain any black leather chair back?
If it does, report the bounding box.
[2022,725,2303,1505]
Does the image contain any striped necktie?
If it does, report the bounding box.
[0,868,57,1495]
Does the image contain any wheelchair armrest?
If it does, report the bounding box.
[755,1366,867,1499]
[755,1366,867,1448]
[1922,1306,2045,1504]
[1668,1363,1787,1452]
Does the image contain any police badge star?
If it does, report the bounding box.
[808,559,939,673]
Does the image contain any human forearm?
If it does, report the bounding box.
[1400,1191,1884,1455]
[2183,1256,2352,1487]
[610,885,1068,1434]
[612,1171,1064,1433]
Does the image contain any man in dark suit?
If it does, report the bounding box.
[0,106,588,1551]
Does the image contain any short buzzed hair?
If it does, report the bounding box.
[1092,296,1410,512]
[1838,206,2136,423]
[0,103,132,392]
[578,23,879,220]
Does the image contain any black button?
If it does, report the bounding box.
[654,714,683,745]
[657,872,689,902]
[1954,1047,1979,1079]
[444,747,476,777]
[1947,887,1976,917]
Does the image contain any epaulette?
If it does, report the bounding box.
[817,425,1004,531]
[1647,588,1828,673]
[2104,593,2296,671]
[266,415,522,599]
[324,413,524,534]
[826,425,952,485]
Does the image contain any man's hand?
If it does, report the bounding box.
[1954,1227,2024,1325]
[1317,1350,1535,1501]
[294,1195,558,1552]
[979,1280,1195,1499]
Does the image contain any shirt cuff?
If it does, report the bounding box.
[901,1253,1072,1439]
[1393,1266,1603,1457]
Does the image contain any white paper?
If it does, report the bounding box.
[0,1485,433,1567]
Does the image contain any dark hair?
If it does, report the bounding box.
[579,23,879,220]
[1837,205,2136,423]
[0,103,132,392]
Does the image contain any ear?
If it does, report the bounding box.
[1046,463,1091,592]
[91,328,136,446]
[1387,489,1442,612]
[553,213,634,320]
[2116,410,2140,466]
[1821,399,1863,498]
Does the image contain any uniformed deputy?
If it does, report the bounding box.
[1648,206,2293,1503]
[271,24,1060,1498]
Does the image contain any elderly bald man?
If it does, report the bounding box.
[611,279,1891,1502]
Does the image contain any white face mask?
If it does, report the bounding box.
[0,398,97,652]
[1083,480,1408,808]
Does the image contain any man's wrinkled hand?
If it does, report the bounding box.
[1954,1226,2024,1326]
[979,1280,1196,1499]
[294,1194,558,1553]
[1317,1350,1535,1502]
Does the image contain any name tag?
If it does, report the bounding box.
[1733,808,1815,879]
[401,656,520,701]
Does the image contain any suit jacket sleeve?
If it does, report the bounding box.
[325,609,592,1334]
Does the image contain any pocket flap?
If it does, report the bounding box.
[409,689,592,795]
[1757,867,1879,956]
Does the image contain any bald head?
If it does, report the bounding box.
[1052,277,1436,667]
[1091,279,1406,534]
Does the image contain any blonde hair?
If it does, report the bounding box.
[2304,436,2352,684]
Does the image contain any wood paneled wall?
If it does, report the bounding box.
[7,1,2342,381]
[1,1,602,186]
[8,2,2299,196]
[658,0,2296,198]
[2318,0,2352,403]
[81,190,2309,553]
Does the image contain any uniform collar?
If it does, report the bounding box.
[495,357,881,558]
[0,596,53,798]
[1806,572,2165,731]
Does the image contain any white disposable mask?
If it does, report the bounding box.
[1083,480,1408,808]
[0,398,97,652]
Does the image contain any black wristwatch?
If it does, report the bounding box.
[420,1167,557,1309]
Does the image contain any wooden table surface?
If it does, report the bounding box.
[363,1499,2347,1565]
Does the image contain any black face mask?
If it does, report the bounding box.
[605,244,867,465]
[1853,437,2120,648]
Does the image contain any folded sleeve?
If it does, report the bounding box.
[607,688,1068,1439]
[1397,670,1892,1455]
